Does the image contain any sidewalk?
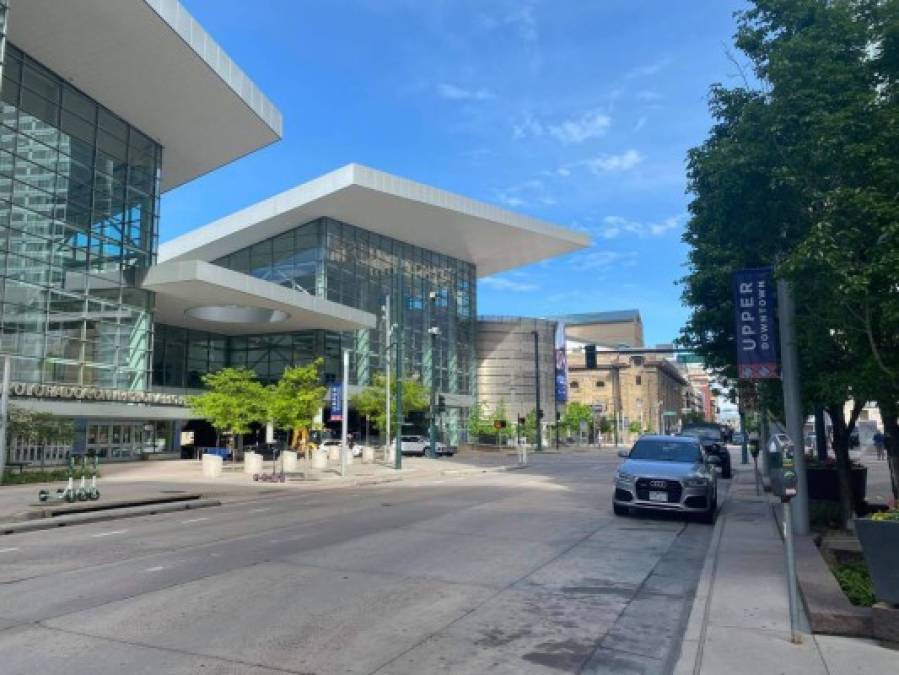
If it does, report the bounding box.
[676,463,897,674]
[0,450,529,524]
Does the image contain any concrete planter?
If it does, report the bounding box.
[362,446,375,463]
[243,452,263,475]
[856,518,899,605]
[807,466,867,512]
[310,450,328,470]
[282,451,298,473]
[201,453,223,478]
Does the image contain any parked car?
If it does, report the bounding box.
[427,441,456,456]
[613,435,719,524]
[320,439,362,458]
[680,424,733,479]
[400,435,429,456]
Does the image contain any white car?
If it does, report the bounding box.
[320,439,362,457]
[400,435,429,456]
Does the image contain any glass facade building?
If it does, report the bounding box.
[153,217,477,398]
[0,43,160,389]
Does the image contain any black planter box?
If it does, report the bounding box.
[856,518,899,606]
[806,466,867,512]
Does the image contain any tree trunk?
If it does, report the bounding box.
[827,403,858,528]
[879,398,899,501]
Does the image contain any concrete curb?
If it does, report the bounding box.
[672,476,734,675]
[440,464,527,477]
[0,498,221,536]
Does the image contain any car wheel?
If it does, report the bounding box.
[699,504,716,524]
[613,503,629,516]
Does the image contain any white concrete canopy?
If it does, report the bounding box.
[142,260,377,335]
[8,0,282,191]
[159,164,591,277]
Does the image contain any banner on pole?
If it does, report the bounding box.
[329,384,343,421]
[733,267,780,379]
[554,321,568,402]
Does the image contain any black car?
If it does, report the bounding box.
[681,425,732,479]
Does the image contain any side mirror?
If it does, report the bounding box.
[707,455,722,465]
[617,449,629,458]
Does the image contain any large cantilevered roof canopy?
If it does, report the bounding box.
[142,260,376,335]
[159,164,591,277]
[8,0,283,191]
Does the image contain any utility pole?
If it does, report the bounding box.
[0,355,10,483]
[533,329,542,452]
[611,366,621,446]
[777,279,809,535]
[394,273,404,470]
[340,349,349,477]
[427,291,439,459]
[383,295,391,461]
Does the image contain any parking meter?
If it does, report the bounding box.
[771,467,798,500]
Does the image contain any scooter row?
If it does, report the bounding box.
[38,455,101,503]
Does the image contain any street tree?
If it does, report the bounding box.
[350,372,429,443]
[189,368,270,453]
[268,359,327,459]
[562,402,593,438]
[679,0,899,521]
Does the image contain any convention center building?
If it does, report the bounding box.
[1,1,588,462]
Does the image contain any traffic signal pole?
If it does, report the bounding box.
[533,329,542,452]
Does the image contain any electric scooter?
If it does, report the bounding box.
[253,444,286,483]
[87,454,100,500]
[38,456,77,503]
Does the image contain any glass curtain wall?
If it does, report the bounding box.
[212,217,476,395]
[0,44,160,389]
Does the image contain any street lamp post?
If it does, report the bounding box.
[532,329,542,453]
[394,273,404,470]
[427,292,440,460]
[383,295,392,462]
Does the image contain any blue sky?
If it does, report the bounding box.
[165,0,748,346]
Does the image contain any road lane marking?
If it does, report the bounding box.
[91,529,127,538]
[145,566,166,572]
[247,508,270,514]
[181,517,210,524]
[0,547,19,553]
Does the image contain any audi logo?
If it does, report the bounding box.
[649,480,667,489]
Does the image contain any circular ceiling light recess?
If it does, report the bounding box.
[185,305,289,324]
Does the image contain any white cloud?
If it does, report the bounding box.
[480,276,538,292]
[513,114,545,139]
[636,90,662,102]
[599,214,686,239]
[495,178,553,208]
[505,1,539,42]
[626,57,672,79]
[436,83,495,101]
[583,149,643,174]
[548,110,611,144]
[633,115,648,132]
[570,249,638,271]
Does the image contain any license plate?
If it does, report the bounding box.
[649,491,668,502]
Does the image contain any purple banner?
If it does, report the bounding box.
[733,268,779,379]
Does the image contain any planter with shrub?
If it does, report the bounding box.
[856,509,899,606]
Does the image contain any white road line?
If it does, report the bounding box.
[91,529,127,538]
[0,547,20,553]
[145,566,166,572]
[181,517,210,524]
[247,508,270,514]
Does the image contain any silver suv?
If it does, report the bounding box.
[613,435,720,523]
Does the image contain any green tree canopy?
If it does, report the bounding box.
[350,372,429,440]
[268,358,326,451]
[562,402,593,436]
[189,368,270,447]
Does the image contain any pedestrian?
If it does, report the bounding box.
[873,431,885,460]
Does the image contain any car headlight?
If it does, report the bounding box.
[615,470,635,483]
[683,476,710,488]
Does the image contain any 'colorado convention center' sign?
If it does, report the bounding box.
[732,267,780,379]
[8,382,186,406]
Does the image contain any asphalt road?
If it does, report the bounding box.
[0,451,726,674]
